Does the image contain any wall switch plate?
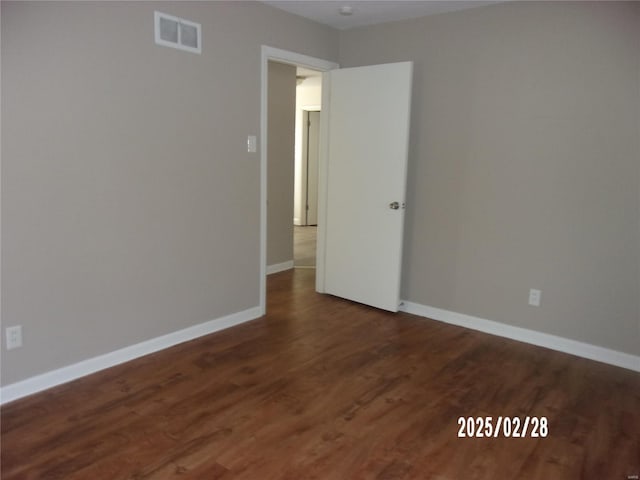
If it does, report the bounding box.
[528,289,541,307]
[247,135,257,153]
[6,325,22,350]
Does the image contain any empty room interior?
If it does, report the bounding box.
[1,1,639,479]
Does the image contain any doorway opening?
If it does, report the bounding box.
[260,46,338,313]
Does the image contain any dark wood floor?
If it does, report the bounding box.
[2,269,639,479]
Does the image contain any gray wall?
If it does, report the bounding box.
[267,61,296,267]
[3,0,639,388]
[339,1,640,355]
[1,1,338,385]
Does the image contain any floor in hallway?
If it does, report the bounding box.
[294,225,316,267]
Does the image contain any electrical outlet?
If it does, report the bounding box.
[6,325,23,350]
[528,289,541,307]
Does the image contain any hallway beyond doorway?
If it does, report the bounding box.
[294,226,316,268]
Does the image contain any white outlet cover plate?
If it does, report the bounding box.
[529,289,541,307]
[6,326,23,350]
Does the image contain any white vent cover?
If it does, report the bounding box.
[154,11,201,54]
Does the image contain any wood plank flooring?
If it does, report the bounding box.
[2,269,639,479]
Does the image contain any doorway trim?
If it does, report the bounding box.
[260,46,338,314]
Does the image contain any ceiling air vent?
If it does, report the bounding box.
[154,11,201,54]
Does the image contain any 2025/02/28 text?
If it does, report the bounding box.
[457,416,548,438]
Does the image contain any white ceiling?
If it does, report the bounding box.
[262,1,502,30]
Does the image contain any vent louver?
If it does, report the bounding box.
[154,11,201,54]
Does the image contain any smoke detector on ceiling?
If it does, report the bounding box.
[339,5,353,16]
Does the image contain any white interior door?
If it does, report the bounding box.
[318,62,413,312]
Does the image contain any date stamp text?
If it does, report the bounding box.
[457,416,548,438]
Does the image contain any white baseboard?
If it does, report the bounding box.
[400,301,640,373]
[0,306,262,405]
[266,260,294,275]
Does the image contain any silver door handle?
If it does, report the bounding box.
[389,202,400,210]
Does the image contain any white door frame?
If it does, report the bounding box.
[260,46,338,314]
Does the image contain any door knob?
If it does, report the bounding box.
[389,202,400,210]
